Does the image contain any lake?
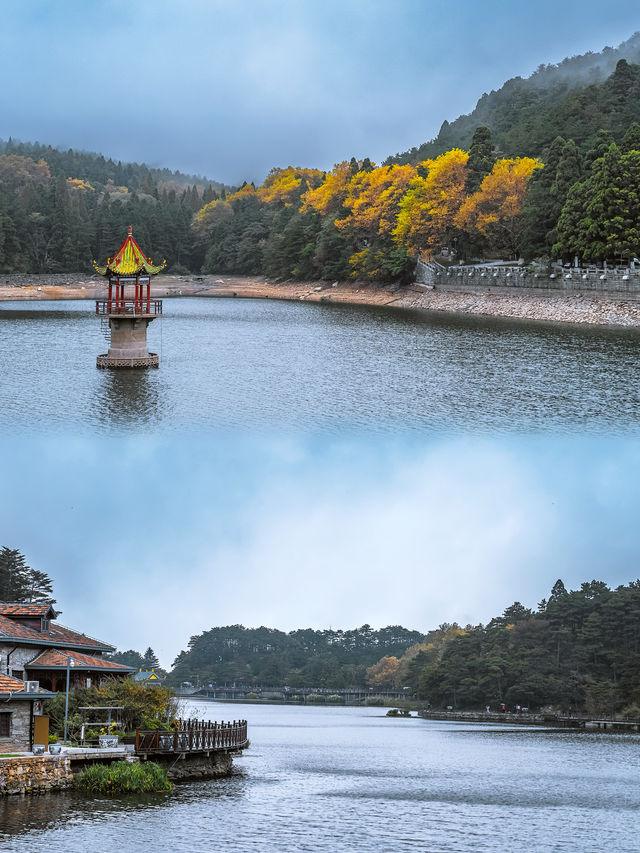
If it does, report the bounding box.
[1,702,639,852]
[1,297,640,434]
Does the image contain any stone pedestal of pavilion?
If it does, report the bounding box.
[93,227,166,369]
[96,299,161,369]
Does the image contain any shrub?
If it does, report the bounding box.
[306,694,325,704]
[326,695,344,704]
[75,761,171,794]
[244,692,260,700]
[365,697,385,706]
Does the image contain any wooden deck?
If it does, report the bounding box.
[135,718,248,756]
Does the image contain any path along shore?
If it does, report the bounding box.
[2,272,640,327]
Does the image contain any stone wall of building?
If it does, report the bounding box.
[0,756,73,795]
[0,644,42,679]
[0,703,31,752]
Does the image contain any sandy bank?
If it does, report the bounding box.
[2,273,640,327]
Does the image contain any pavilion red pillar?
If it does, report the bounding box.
[146,280,151,313]
[107,281,113,313]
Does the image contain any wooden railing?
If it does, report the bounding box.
[135,719,248,754]
[95,299,163,316]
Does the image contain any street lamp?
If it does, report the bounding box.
[63,656,75,743]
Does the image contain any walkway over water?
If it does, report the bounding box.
[135,718,248,756]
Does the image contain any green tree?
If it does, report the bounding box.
[465,126,495,194]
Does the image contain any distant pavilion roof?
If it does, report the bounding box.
[93,226,166,277]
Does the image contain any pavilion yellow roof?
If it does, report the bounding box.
[93,226,166,277]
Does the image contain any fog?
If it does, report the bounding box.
[1,1,639,183]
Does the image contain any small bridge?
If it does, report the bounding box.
[181,686,411,703]
[134,718,248,757]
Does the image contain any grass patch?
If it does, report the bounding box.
[0,754,21,758]
[75,760,172,794]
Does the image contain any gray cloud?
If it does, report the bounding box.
[1,1,638,183]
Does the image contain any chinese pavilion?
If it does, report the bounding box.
[94,226,166,368]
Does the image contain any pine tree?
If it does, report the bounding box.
[0,547,56,603]
[0,547,31,601]
[465,126,495,194]
[621,121,640,153]
[143,647,160,669]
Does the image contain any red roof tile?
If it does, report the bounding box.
[0,673,54,696]
[27,649,134,672]
[0,603,57,618]
[0,615,113,652]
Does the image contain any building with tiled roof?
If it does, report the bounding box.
[0,602,134,692]
[0,672,57,753]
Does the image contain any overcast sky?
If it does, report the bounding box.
[2,432,639,667]
[1,1,639,184]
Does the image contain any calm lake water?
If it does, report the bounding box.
[1,297,640,434]
[1,702,639,853]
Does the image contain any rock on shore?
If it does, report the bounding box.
[2,272,640,327]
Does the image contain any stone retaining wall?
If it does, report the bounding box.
[156,750,234,781]
[0,756,73,795]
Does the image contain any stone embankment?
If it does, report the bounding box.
[2,271,640,327]
[395,287,640,326]
[0,755,73,795]
[163,751,233,781]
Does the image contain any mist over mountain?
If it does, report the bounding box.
[386,31,640,164]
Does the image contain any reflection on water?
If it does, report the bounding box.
[93,370,164,427]
[1,703,640,853]
[1,297,640,435]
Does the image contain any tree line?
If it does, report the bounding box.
[0,138,226,274]
[365,579,640,717]
[168,624,424,688]
[386,34,640,163]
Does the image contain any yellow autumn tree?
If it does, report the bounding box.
[225,183,258,204]
[454,157,542,256]
[336,163,417,237]
[300,161,351,216]
[365,655,401,687]
[191,198,234,248]
[258,166,324,205]
[393,148,469,254]
[66,177,95,193]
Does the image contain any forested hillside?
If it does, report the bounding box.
[168,624,424,687]
[366,579,640,717]
[3,45,640,280]
[0,138,229,273]
[386,32,640,163]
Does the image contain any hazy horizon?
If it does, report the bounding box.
[1,1,639,184]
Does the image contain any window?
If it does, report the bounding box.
[11,670,23,681]
[0,713,11,737]
[40,618,50,632]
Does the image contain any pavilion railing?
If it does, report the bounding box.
[95,299,163,316]
[135,719,248,754]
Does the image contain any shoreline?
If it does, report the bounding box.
[2,272,640,327]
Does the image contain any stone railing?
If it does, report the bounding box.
[416,259,640,292]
